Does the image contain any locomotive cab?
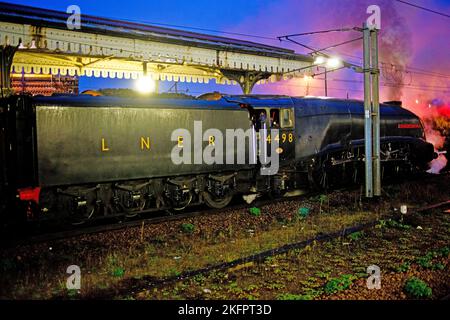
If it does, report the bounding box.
[249,105,296,163]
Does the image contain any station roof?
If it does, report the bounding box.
[0,2,314,85]
[0,2,301,59]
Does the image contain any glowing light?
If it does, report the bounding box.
[303,75,313,82]
[415,99,420,104]
[135,76,156,94]
[326,57,342,69]
[314,56,326,65]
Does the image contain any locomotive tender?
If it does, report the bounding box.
[0,94,436,224]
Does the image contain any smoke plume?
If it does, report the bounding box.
[230,0,450,172]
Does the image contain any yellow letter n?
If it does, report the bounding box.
[141,137,151,150]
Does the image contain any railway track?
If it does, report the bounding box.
[2,171,448,248]
[0,192,313,248]
[81,197,450,300]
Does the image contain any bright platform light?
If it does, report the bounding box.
[135,76,156,94]
[314,56,326,65]
[326,57,342,68]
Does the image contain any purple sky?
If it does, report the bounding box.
[5,0,450,102]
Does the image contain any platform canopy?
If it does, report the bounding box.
[0,2,314,93]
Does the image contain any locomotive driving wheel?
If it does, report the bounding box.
[59,188,99,226]
[56,187,99,226]
[113,182,150,218]
[172,192,193,211]
[203,191,234,209]
[115,191,147,218]
[164,192,193,215]
[122,197,146,218]
[203,174,236,209]
[70,203,96,226]
[164,177,196,213]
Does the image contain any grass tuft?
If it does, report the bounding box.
[404,277,432,299]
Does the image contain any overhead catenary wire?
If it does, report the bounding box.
[278,27,360,39]
[329,50,450,80]
[395,0,450,19]
[309,37,363,56]
[278,27,363,59]
[279,24,450,81]
[321,77,450,91]
[3,16,447,95]
[264,80,449,95]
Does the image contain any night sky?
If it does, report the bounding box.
[5,0,450,105]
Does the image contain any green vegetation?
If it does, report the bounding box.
[112,267,125,278]
[106,254,125,278]
[297,207,310,219]
[67,289,80,298]
[437,246,450,257]
[168,268,182,277]
[404,277,432,298]
[318,195,329,204]
[416,253,433,269]
[324,274,358,295]
[277,286,324,301]
[181,223,195,234]
[415,247,449,270]
[277,293,314,300]
[432,263,445,270]
[375,219,387,229]
[376,219,413,230]
[249,207,262,217]
[315,271,331,280]
[395,262,411,273]
[348,231,365,241]
[386,220,412,230]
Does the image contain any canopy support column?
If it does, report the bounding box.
[0,45,17,97]
[222,70,271,94]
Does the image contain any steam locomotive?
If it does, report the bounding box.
[0,94,436,225]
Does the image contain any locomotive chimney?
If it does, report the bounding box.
[383,101,403,107]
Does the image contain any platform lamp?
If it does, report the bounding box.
[136,62,156,94]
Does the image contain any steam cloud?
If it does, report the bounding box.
[230,0,449,172]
